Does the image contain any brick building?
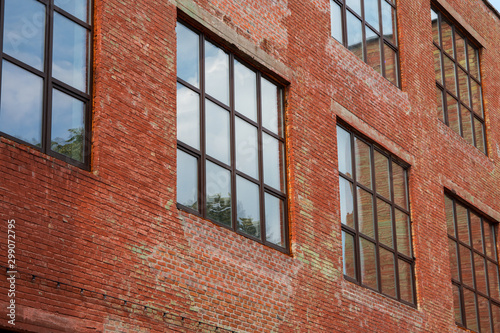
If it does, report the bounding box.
[0,0,499,331]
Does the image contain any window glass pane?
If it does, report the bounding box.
[346,0,361,15]
[383,44,398,85]
[235,117,258,179]
[470,212,483,253]
[460,245,474,287]
[0,60,43,146]
[484,221,496,260]
[433,46,442,84]
[51,89,85,162]
[377,198,393,248]
[374,150,390,199]
[382,1,396,45]
[477,296,491,333]
[354,137,372,189]
[463,289,478,332]
[357,187,374,238]
[488,261,500,301]
[456,203,470,245]
[236,176,260,238]
[441,20,454,57]
[342,231,356,278]
[3,0,45,71]
[53,12,88,92]
[177,150,198,210]
[365,27,381,74]
[337,126,352,176]
[176,23,199,88]
[205,41,229,105]
[265,194,285,247]
[461,108,473,145]
[436,86,444,121]
[177,83,200,149]
[399,259,413,303]
[380,247,396,297]
[347,12,363,61]
[55,0,89,23]
[360,238,378,289]
[206,100,230,165]
[468,44,479,79]
[234,60,257,122]
[395,209,411,257]
[262,133,284,191]
[206,161,232,226]
[330,0,343,43]
[364,0,379,30]
[455,33,466,69]
[340,177,355,228]
[458,68,470,107]
[392,162,407,209]
[470,79,482,117]
[261,78,280,135]
[452,284,462,324]
[443,55,457,95]
[474,119,485,154]
[431,9,439,45]
[449,239,459,280]
[446,94,460,135]
[445,195,455,237]
[474,254,488,295]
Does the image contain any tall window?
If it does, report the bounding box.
[176,22,288,252]
[330,0,399,86]
[0,0,92,168]
[445,194,500,333]
[337,125,415,305]
[431,8,486,154]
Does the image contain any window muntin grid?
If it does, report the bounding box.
[338,125,415,305]
[445,194,500,333]
[431,7,486,154]
[330,0,399,86]
[176,22,288,252]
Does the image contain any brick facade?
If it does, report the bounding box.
[1,0,499,332]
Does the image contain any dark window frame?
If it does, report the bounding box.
[431,5,486,155]
[0,0,93,170]
[330,0,400,86]
[176,20,289,254]
[445,193,500,333]
[338,123,416,306]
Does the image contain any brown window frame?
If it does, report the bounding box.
[0,0,93,170]
[176,21,289,253]
[330,0,400,86]
[445,193,500,333]
[431,6,486,155]
[337,124,416,306]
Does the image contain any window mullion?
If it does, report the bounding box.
[229,53,237,231]
[200,33,207,218]
[44,0,54,156]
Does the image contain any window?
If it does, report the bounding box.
[0,0,92,168]
[337,125,415,304]
[445,194,500,333]
[330,0,399,86]
[431,8,486,154]
[176,22,288,252]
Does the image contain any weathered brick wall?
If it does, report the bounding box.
[0,0,499,332]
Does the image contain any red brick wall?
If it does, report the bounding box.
[1,0,499,332]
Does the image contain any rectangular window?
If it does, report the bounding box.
[445,194,500,333]
[330,0,399,86]
[431,8,486,154]
[176,22,288,252]
[0,0,92,168]
[337,124,415,305]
